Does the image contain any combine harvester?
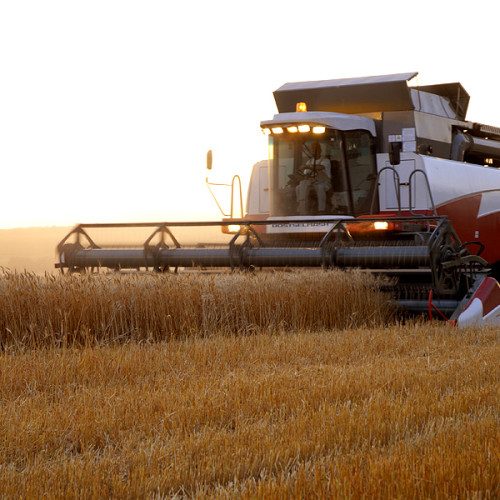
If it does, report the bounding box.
[56,72,500,327]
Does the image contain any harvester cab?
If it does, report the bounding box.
[56,72,500,327]
[259,73,479,224]
[260,109,377,222]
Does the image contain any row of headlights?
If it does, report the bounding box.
[262,125,326,135]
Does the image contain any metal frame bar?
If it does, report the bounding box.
[371,166,402,215]
[206,175,244,218]
[56,215,452,272]
[408,168,437,216]
[54,215,489,319]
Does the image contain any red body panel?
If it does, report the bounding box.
[436,194,500,266]
[371,194,500,266]
[468,277,500,316]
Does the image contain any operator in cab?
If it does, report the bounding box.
[295,142,331,214]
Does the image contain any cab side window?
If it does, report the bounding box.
[344,131,377,215]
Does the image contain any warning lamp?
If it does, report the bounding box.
[296,102,307,112]
[374,221,389,230]
[222,224,242,235]
[313,126,326,134]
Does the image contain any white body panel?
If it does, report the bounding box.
[376,153,500,213]
[457,277,500,328]
[421,156,500,208]
[457,298,500,327]
[246,160,269,216]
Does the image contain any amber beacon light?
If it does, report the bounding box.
[296,102,307,112]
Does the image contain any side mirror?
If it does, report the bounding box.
[206,150,213,171]
[389,142,402,166]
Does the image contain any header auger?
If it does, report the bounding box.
[56,72,500,327]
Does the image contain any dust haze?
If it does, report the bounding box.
[0,227,71,274]
[0,224,233,274]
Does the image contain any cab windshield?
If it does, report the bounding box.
[268,129,377,216]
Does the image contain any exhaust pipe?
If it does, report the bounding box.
[451,132,500,161]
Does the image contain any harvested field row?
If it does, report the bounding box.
[0,326,498,498]
[0,270,394,349]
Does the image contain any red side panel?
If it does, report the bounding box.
[467,277,500,316]
[436,194,500,265]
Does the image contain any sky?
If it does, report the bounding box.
[1,0,500,229]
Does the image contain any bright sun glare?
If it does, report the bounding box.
[0,1,498,228]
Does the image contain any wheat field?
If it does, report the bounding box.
[0,271,498,498]
[0,269,393,349]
